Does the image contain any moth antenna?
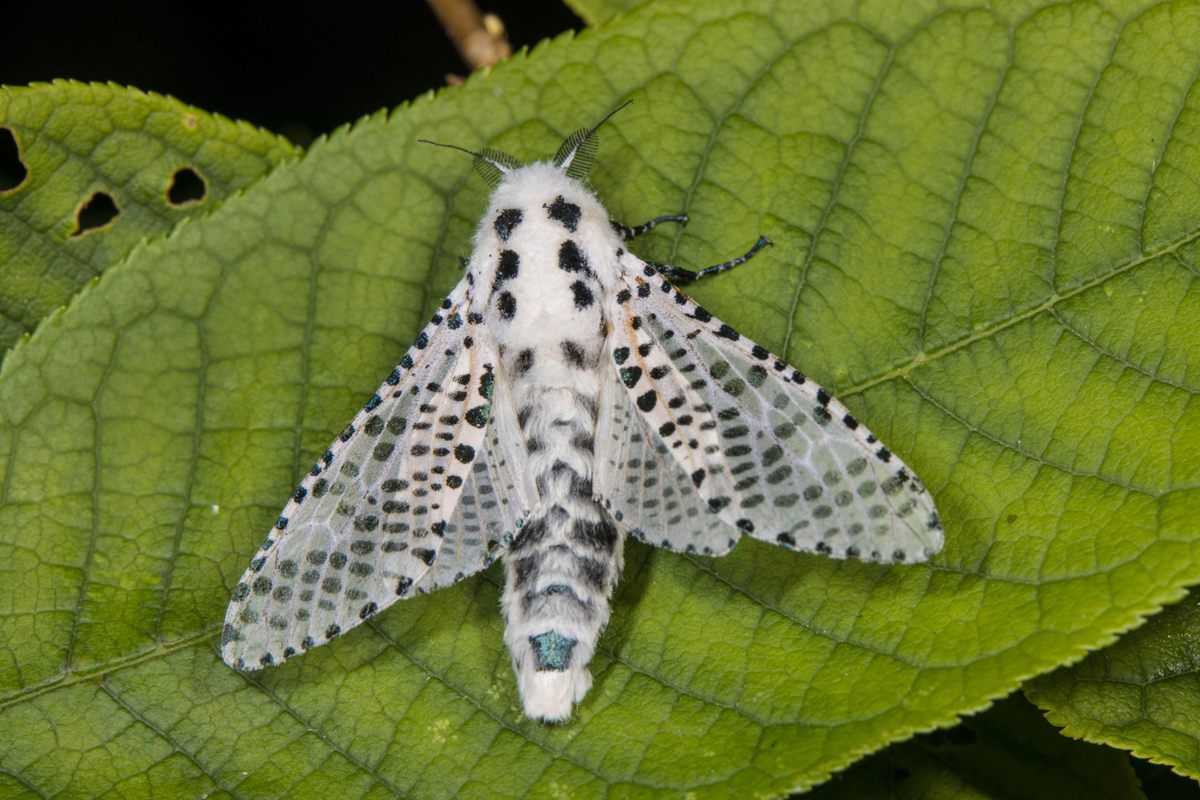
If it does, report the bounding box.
[418,139,522,188]
[553,99,634,181]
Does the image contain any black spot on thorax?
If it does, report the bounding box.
[494,208,523,240]
[570,280,594,309]
[494,250,520,290]
[497,291,516,320]
[545,195,581,231]
[559,240,589,273]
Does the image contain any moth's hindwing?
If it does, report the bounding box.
[594,345,738,555]
[599,256,944,564]
[221,280,524,669]
[446,356,538,553]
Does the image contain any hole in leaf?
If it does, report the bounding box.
[0,127,28,193]
[167,166,207,206]
[71,191,120,237]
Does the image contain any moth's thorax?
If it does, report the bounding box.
[467,162,622,393]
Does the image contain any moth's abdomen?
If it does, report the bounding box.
[501,498,621,721]
[500,378,621,721]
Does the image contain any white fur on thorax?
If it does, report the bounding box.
[466,163,624,322]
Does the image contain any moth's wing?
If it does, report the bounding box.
[595,356,739,555]
[443,359,538,558]
[222,280,505,669]
[601,256,944,564]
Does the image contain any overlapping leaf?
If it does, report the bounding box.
[0,81,298,361]
[810,695,1145,799]
[2,0,1200,796]
[1028,592,1200,783]
[564,0,642,24]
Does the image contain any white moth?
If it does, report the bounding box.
[222,106,944,722]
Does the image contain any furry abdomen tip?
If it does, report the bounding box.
[519,667,593,722]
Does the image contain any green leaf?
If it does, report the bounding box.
[563,0,643,25]
[0,81,299,362]
[3,0,1200,795]
[809,694,1145,799]
[1027,592,1200,784]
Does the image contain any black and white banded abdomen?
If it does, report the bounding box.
[498,375,622,721]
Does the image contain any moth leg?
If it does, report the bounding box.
[650,235,771,283]
[610,213,688,242]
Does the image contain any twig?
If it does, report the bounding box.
[426,0,512,72]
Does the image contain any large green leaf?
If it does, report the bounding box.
[810,693,1145,799]
[1027,592,1200,782]
[564,0,642,25]
[0,81,299,361]
[2,0,1200,795]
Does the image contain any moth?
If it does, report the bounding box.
[222,105,943,722]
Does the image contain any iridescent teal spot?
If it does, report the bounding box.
[530,630,577,671]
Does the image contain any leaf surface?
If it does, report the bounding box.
[564,0,643,25]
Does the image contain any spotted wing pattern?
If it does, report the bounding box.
[601,256,944,564]
[443,360,538,562]
[594,358,736,555]
[222,280,506,669]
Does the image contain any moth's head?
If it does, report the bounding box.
[419,100,632,190]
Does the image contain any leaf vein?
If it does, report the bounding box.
[99,679,249,800]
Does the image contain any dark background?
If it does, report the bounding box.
[1,2,582,144]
